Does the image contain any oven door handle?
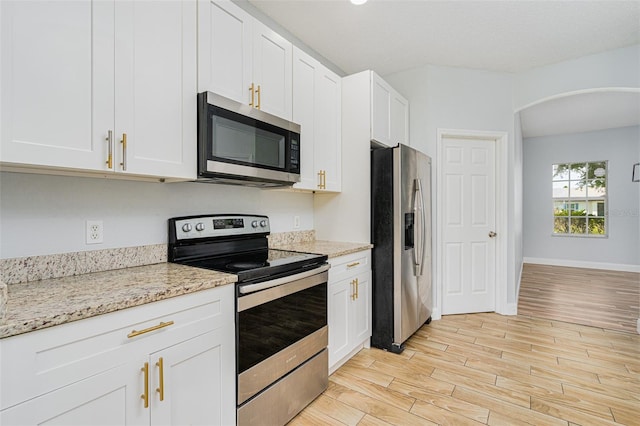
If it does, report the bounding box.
[238,263,330,295]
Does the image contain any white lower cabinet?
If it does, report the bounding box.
[328,250,371,373]
[0,286,235,426]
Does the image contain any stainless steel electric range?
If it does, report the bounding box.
[168,214,329,426]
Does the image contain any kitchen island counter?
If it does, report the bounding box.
[0,263,236,339]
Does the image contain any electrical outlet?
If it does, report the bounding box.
[86,220,104,244]
[293,215,300,229]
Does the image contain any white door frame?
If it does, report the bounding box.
[434,128,509,319]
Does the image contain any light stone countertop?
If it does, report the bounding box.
[271,240,373,258]
[0,263,236,339]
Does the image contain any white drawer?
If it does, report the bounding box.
[0,285,233,410]
[328,250,371,283]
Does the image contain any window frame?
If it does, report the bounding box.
[551,160,608,238]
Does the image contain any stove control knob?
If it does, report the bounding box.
[260,220,267,227]
[251,220,258,228]
[195,223,205,232]
[181,223,192,232]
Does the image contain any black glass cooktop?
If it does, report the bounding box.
[181,249,327,283]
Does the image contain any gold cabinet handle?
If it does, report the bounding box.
[351,278,357,301]
[249,83,255,107]
[317,170,326,189]
[120,133,127,171]
[141,362,149,408]
[156,357,164,401]
[355,277,359,299]
[105,130,113,169]
[347,261,360,268]
[128,321,174,339]
[256,84,261,109]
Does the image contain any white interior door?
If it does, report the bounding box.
[441,136,496,314]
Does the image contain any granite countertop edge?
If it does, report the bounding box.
[0,263,237,340]
[270,240,373,258]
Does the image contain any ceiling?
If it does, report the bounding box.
[248,0,640,76]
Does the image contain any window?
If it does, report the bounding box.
[552,161,607,236]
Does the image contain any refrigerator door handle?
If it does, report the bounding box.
[413,178,426,276]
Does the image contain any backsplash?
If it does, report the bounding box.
[268,230,315,246]
[0,231,315,285]
[0,244,166,285]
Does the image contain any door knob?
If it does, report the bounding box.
[489,231,497,238]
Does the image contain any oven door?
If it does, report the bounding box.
[236,264,329,405]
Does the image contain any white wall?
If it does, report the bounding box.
[385,65,519,310]
[515,44,640,110]
[0,172,314,258]
[523,126,640,268]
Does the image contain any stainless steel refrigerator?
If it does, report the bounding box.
[371,143,432,353]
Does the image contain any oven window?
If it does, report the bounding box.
[211,115,285,168]
[238,282,327,373]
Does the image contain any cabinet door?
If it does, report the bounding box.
[150,328,235,426]
[0,0,114,171]
[197,0,252,104]
[328,279,351,368]
[0,363,145,426]
[391,92,409,146]
[315,68,342,192]
[292,48,317,190]
[115,0,196,179]
[370,73,392,147]
[252,20,292,120]
[352,271,372,345]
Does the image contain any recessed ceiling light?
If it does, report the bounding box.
[350,0,368,5]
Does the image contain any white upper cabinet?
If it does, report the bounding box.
[292,47,341,192]
[198,0,292,120]
[370,71,409,147]
[0,0,114,171]
[114,1,197,179]
[0,0,197,181]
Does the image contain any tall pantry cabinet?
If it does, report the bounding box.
[0,0,197,180]
[314,70,410,243]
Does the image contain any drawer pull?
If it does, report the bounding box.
[347,262,360,268]
[128,321,174,339]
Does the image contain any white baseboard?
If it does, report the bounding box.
[431,307,442,321]
[524,257,640,273]
[498,303,518,316]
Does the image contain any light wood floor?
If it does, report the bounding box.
[518,263,640,334]
[290,313,640,425]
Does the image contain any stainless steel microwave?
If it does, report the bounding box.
[197,92,301,187]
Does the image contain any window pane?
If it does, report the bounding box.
[587,179,606,197]
[569,163,586,180]
[553,181,569,198]
[569,180,586,198]
[589,217,605,235]
[553,201,568,216]
[588,162,606,179]
[554,217,569,234]
[552,164,570,181]
[571,206,586,216]
[571,218,587,234]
